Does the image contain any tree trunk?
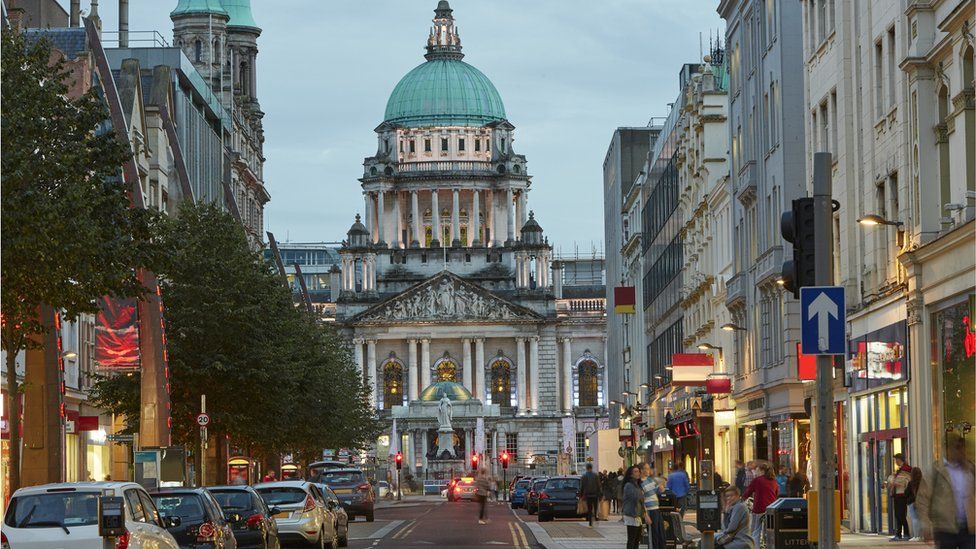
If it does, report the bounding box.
[6,345,21,494]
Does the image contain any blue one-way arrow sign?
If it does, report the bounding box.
[800,286,846,355]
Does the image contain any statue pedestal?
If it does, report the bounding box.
[435,428,456,459]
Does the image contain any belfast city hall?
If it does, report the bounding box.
[334,1,609,479]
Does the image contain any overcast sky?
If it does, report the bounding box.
[65,0,724,253]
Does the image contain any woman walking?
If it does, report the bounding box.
[621,465,647,549]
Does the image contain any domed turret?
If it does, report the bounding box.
[521,211,544,246]
[420,381,474,402]
[347,214,370,248]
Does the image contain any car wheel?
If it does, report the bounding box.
[338,529,349,548]
[539,513,552,522]
[366,509,375,522]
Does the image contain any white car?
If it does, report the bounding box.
[2,481,180,549]
[255,480,337,549]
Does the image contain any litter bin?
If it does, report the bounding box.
[764,498,808,549]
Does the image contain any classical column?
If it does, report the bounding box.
[475,338,485,402]
[421,338,431,388]
[376,190,386,245]
[451,188,461,246]
[517,190,528,235]
[465,430,473,463]
[516,337,527,413]
[462,338,473,393]
[392,190,402,248]
[364,192,374,240]
[366,339,378,409]
[561,338,574,412]
[421,429,429,470]
[506,188,515,244]
[529,336,540,414]
[431,190,441,247]
[471,190,481,246]
[408,339,419,401]
[411,190,421,247]
[487,190,496,246]
[353,338,364,377]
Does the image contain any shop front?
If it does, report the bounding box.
[931,295,976,459]
[665,398,714,483]
[651,427,674,473]
[846,318,910,535]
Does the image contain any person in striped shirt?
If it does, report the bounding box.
[641,463,666,549]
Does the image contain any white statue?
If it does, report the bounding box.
[437,395,453,430]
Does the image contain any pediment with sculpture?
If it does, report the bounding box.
[349,272,542,324]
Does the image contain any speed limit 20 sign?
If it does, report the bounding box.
[196,413,211,427]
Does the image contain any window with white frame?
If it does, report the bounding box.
[575,433,588,465]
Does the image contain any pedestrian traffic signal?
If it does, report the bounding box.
[781,197,817,298]
[471,453,480,470]
[394,451,403,470]
[500,451,510,469]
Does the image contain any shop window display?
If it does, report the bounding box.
[932,296,976,459]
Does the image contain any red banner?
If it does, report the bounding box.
[797,343,816,381]
[95,297,141,370]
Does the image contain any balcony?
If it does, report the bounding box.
[754,246,783,286]
[556,298,606,317]
[725,271,746,308]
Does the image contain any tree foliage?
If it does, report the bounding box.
[1,26,159,492]
[90,202,379,457]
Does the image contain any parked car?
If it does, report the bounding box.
[210,485,281,549]
[525,478,549,515]
[315,484,349,548]
[151,488,238,549]
[2,481,179,549]
[449,477,478,502]
[537,476,583,522]
[255,480,337,549]
[315,468,375,522]
[308,460,351,481]
[509,478,533,509]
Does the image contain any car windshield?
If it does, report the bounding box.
[319,471,365,486]
[209,490,252,511]
[533,481,547,490]
[5,492,100,528]
[257,487,308,505]
[151,494,206,521]
[515,480,530,489]
[546,479,580,491]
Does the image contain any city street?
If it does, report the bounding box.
[347,498,538,548]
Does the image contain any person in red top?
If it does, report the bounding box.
[262,469,278,483]
[743,462,780,545]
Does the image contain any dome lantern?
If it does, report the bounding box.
[425,1,463,61]
[521,211,544,246]
[347,214,369,248]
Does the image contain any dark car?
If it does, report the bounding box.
[525,478,548,515]
[509,478,532,509]
[316,468,375,522]
[537,476,582,522]
[151,488,238,548]
[209,485,280,549]
[315,484,349,547]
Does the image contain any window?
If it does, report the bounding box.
[475,139,481,152]
[382,360,404,410]
[506,433,519,461]
[577,361,600,407]
[770,82,779,144]
[817,0,827,43]
[766,0,776,42]
[125,489,147,522]
[887,27,896,110]
[458,138,465,151]
[435,359,458,382]
[763,92,770,152]
[575,433,588,464]
[648,321,682,387]
[409,140,416,153]
[194,39,202,62]
[819,101,829,155]
[938,86,950,206]
[875,40,884,118]
[441,138,449,152]
[489,358,513,406]
[424,139,431,152]
[830,90,838,157]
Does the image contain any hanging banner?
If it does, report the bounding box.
[562,416,577,462]
[671,353,714,386]
[613,287,636,314]
[94,297,141,370]
[475,417,485,454]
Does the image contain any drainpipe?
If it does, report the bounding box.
[70,0,80,26]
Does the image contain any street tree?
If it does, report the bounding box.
[1,27,159,492]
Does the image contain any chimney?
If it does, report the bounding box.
[89,0,101,34]
[70,0,80,26]
[118,0,128,47]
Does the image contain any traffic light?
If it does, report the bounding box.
[780,197,817,298]
[500,451,510,469]
[394,451,403,470]
[471,452,480,470]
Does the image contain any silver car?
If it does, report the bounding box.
[255,480,337,549]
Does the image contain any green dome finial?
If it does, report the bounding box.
[425,0,462,61]
[171,0,227,18]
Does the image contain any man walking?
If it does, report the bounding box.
[916,434,975,549]
[667,464,691,519]
[887,453,913,540]
[581,463,602,527]
[641,463,666,549]
[475,468,493,524]
[734,460,747,492]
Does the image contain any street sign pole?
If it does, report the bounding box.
[200,394,207,487]
[813,152,835,548]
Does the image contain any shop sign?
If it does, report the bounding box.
[847,321,907,381]
[653,428,673,453]
[747,397,765,411]
[618,428,634,441]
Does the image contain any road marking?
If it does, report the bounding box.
[393,518,421,540]
[508,522,522,548]
[354,519,402,540]
[513,521,530,548]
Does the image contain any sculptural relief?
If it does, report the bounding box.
[359,275,532,322]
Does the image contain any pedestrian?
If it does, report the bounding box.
[886,452,913,541]
[916,433,975,549]
[581,463,601,527]
[775,466,789,497]
[788,470,809,497]
[475,468,492,524]
[262,469,277,482]
[621,465,647,549]
[603,470,618,514]
[667,463,691,519]
[641,463,666,549]
[616,468,625,515]
[742,462,778,546]
[734,460,747,492]
[743,461,757,489]
[700,486,754,549]
[907,466,923,542]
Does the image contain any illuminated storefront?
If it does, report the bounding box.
[932,296,976,459]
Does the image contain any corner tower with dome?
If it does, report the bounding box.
[337,2,608,479]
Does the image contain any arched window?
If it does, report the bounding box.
[489,358,514,406]
[434,358,458,382]
[577,359,600,407]
[382,360,404,410]
[194,40,202,63]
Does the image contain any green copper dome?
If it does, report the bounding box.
[383,59,506,128]
[220,0,259,30]
[419,381,474,402]
[171,0,227,17]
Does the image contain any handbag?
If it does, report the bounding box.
[576,497,588,516]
